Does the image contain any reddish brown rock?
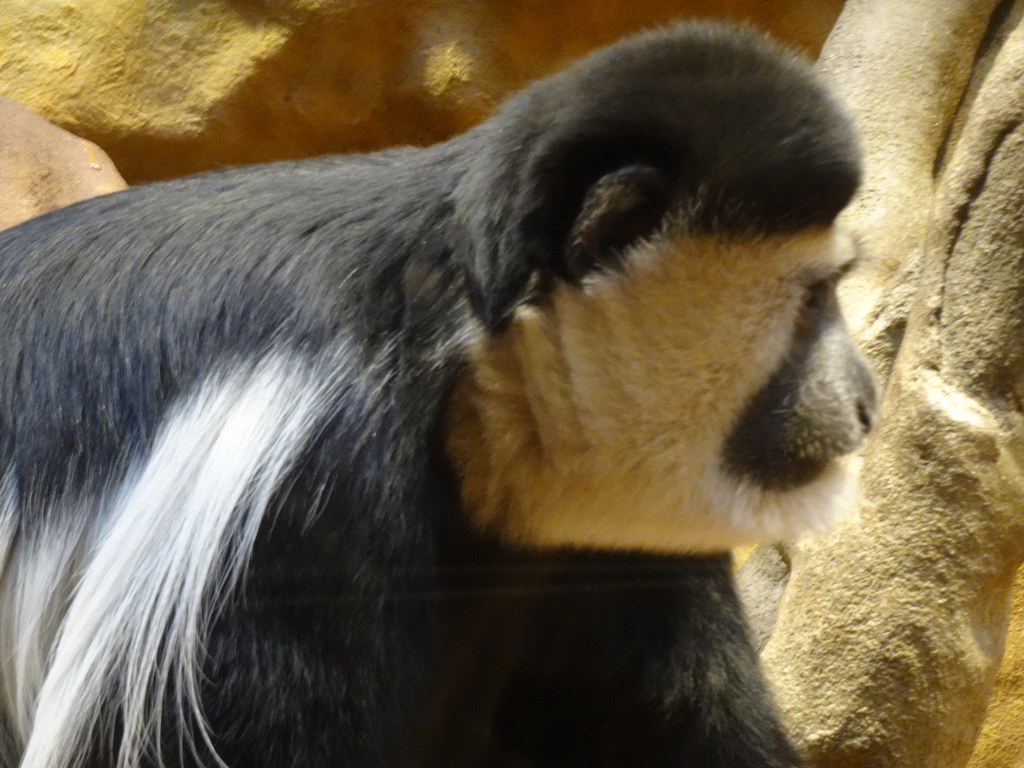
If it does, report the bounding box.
[0,97,125,230]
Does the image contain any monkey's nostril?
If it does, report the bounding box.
[857,399,875,434]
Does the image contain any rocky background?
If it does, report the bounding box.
[2,1,1024,767]
[0,0,841,184]
[738,2,1024,767]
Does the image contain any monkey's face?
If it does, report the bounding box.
[445,23,872,553]
[447,225,875,552]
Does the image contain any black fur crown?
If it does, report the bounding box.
[453,23,861,329]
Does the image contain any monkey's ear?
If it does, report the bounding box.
[454,139,675,332]
[564,164,671,283]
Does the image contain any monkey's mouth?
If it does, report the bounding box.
[732,450,834,492]
[721,412,871,493]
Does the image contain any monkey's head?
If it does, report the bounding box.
[447,23,875,552]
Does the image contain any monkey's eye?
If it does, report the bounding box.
[800,255,859,314]
[802,277,834,313]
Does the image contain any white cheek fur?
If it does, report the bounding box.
[486,453,861,554]
[706,455,862,548]
[448,229,859,554]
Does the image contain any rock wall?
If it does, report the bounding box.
[0,0,842,183]
[738,2,1024,767]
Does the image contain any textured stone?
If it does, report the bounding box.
[970,565,1024,768]
[738,2,1024,767]
[0,96,125,231]
[0,0,843,183]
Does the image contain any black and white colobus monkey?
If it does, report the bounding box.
[0,22,873,768]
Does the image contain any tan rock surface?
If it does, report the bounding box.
[739,2,1024,766]
[0,0,843,183]
[0,96,125,230]
[970,564,1024,768]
